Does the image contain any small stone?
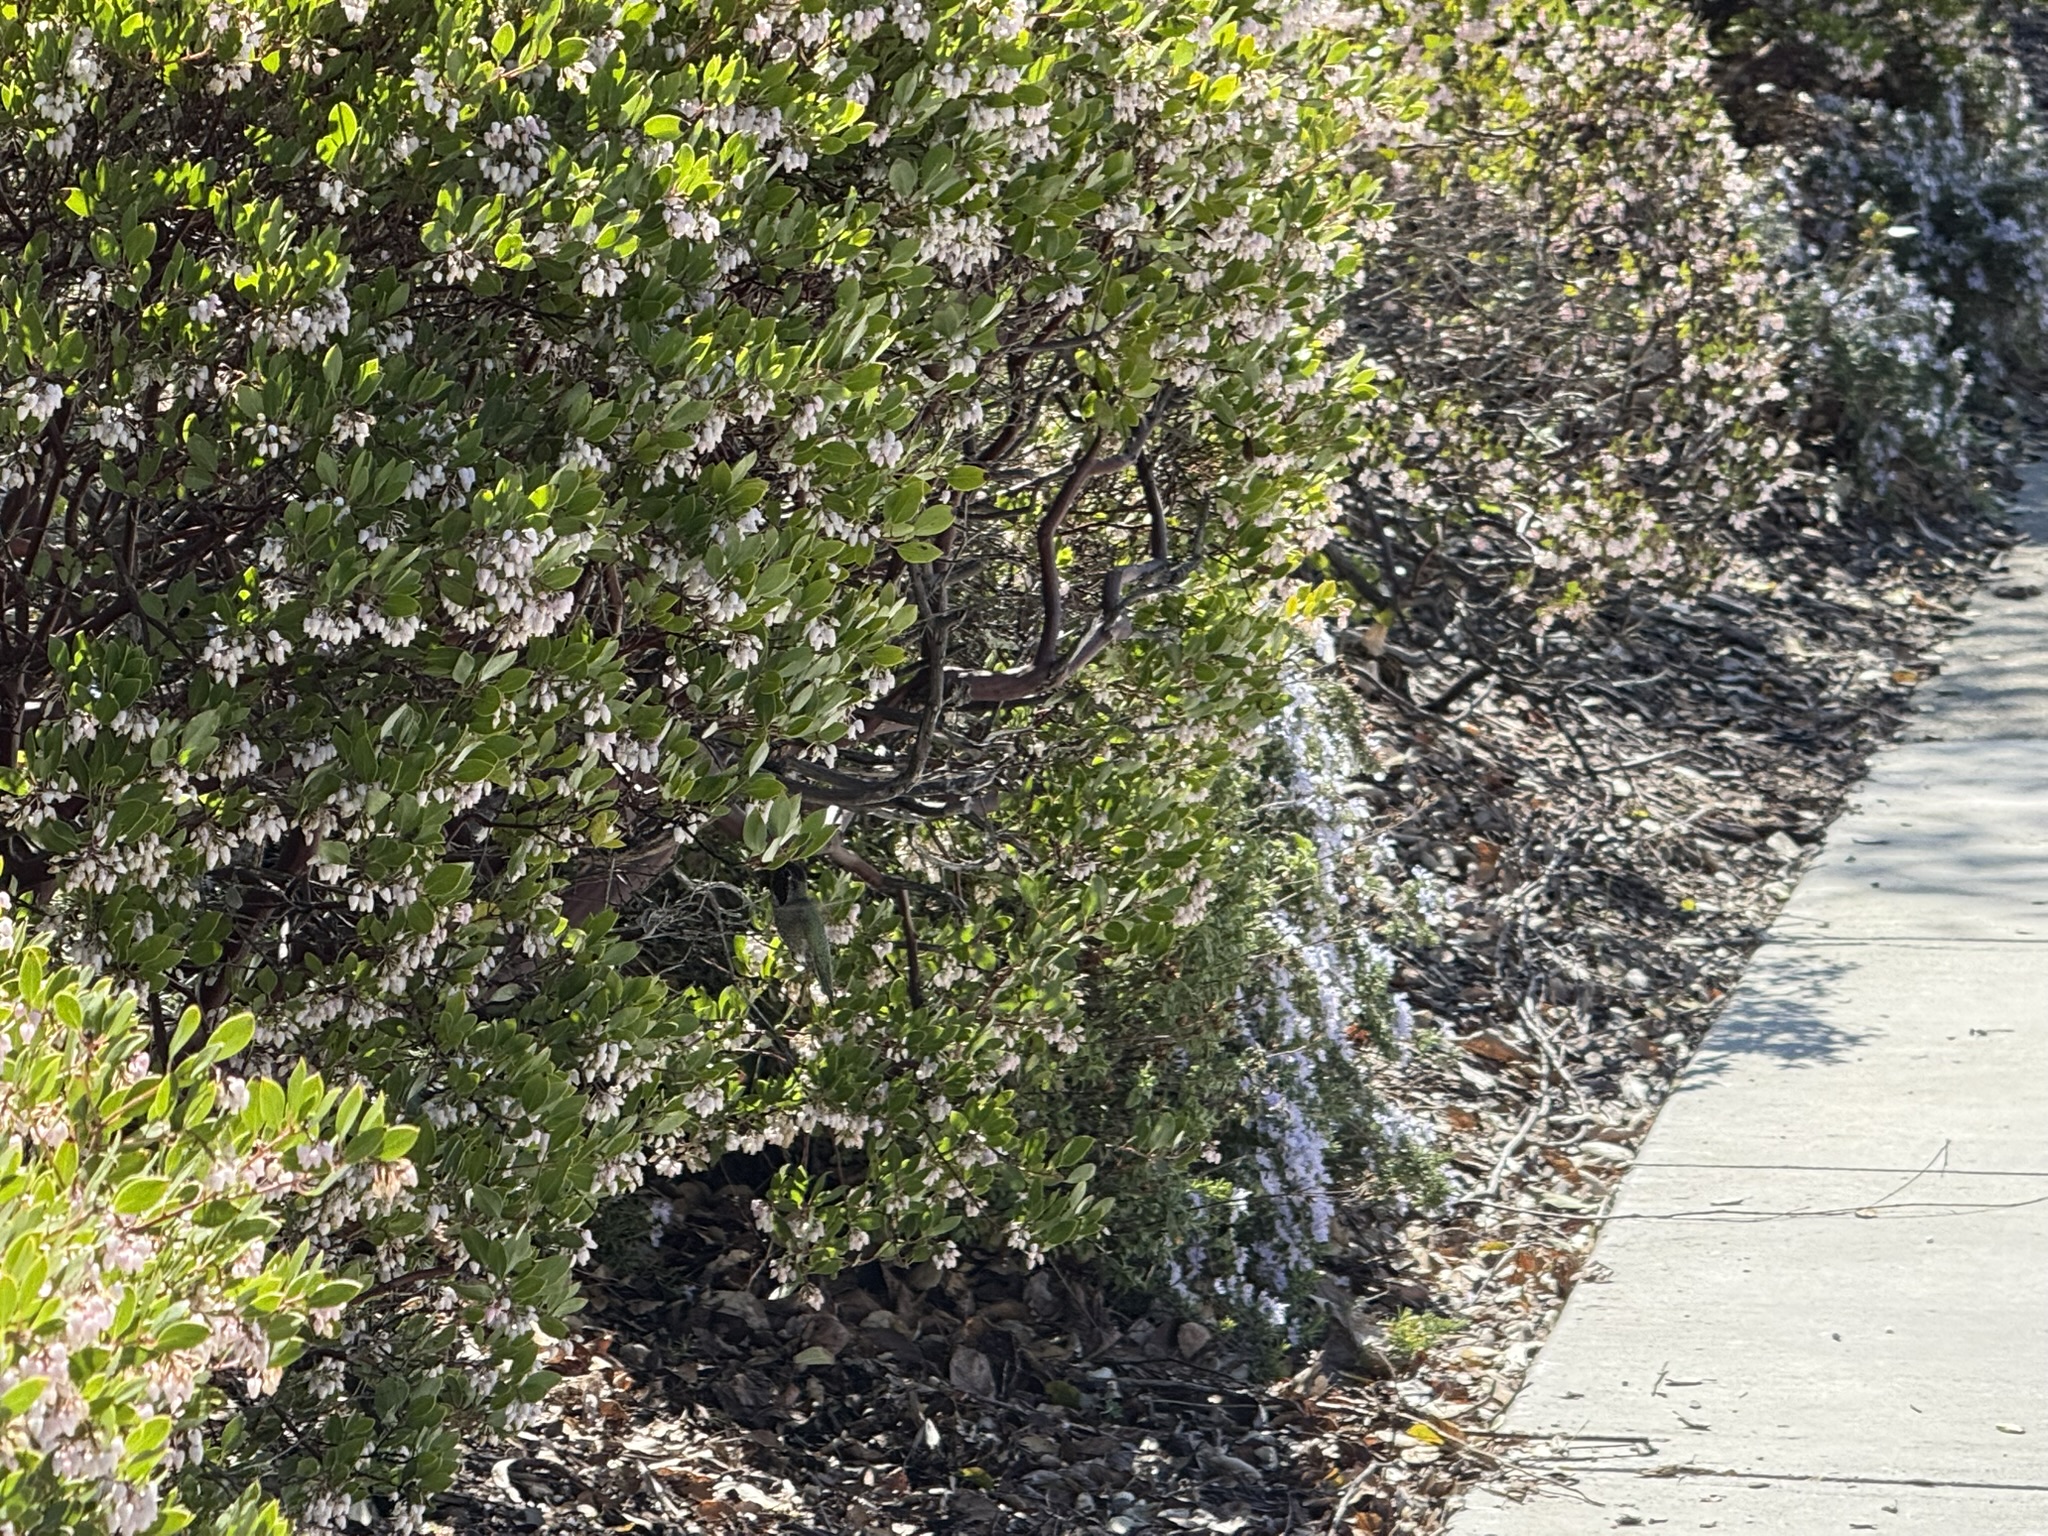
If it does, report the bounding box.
[1024,1268,1062,1320]
[708,1288,769,1332]
[1993,581,2043,600]
[1197,1446,1262,1478]
[801,1313,853,1353]
[1177,1321,1213,1359]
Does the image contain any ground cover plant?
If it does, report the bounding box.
[1041,663,1444,1333]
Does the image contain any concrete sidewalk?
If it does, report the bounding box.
[1447,475,2048,1535]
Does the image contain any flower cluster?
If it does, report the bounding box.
[1022,637,1445,1330]
[1191,666,1439,1324]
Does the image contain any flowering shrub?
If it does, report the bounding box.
[3,0,2036,1517]
[1340,0,1801,620]
[641,584,1324,1280]
[1786,222,1976,509]
[1712,1,2048,510]
[1050,661,1442,1330]
[0,0,1395,1514]
[0,905,401,1536]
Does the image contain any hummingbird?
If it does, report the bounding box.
[769,863,835,997]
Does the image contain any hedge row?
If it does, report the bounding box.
[0,0,2035,1528]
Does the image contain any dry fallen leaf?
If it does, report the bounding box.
[948,1345,997,1397]
[1460,1030,1533,1065]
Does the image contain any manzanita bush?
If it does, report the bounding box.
[1337,0,1804,625]
[0,0,1400,1517]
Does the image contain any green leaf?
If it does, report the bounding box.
[156,1321,212,1351]
[114,1177,171,1216]
[380,1124,420,1159]
[203,1012,256,1064]
[307,1278,363,1310]
[1054,1135,1094,1170]
[169,1006,204,1059]
[127,1414,174,1454]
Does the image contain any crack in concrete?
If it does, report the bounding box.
[1635,1160,2048,1179]
[1544,1464,2048,1495]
